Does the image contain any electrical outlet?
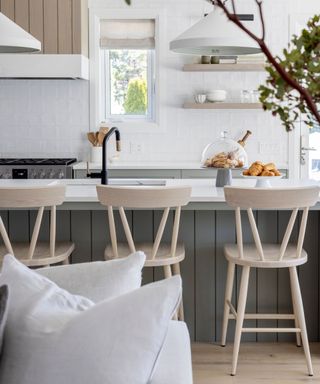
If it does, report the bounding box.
[130,142,144,153]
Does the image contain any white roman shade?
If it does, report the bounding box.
[100,19,155,49]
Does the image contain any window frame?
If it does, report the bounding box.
[101,48,156,122]
[89,5,166,133]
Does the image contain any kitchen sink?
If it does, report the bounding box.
[63,179,166,187]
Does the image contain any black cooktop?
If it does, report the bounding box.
[0,158,77,166]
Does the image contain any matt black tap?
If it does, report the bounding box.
[101,127,121,185]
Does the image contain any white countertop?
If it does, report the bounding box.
[73,161,205,170]
[0,178,317,203]
[73,161,289,171]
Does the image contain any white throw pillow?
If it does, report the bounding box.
[37,251,146,302]
[0,255,181,384]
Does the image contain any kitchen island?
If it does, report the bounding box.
[1,178,320,344]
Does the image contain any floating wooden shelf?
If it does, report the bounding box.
[183,63,266,72]
[183,102,263,110]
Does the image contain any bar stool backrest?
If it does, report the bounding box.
[96,185,191,260]
[0,185,66,260]
[224,186,319,262]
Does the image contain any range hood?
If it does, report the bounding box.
[0,54,89,79]
[0,12,41,53]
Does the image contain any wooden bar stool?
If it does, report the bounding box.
[96,185,191,320]
[0,185,75,267]
[221,185,319,376]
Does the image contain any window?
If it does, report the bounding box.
[100,19,156,122]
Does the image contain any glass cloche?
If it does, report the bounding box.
[201,131,248,169]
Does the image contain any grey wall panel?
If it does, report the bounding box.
[195,211,215,342]
[70,211,92,263]
[179,210,196,341]
[256,211,278,342]
[56,211,71,242]
[215,211,236,343]
[133,210,154,285]
[8,211,29,242]
[91,210,108,262]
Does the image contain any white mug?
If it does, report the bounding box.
[194,94,207,104]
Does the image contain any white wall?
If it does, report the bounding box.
[0,79,89,159]
[0,0,318,165]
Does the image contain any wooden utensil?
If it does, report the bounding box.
[99,127,109,135]
[98,131,106,146]
[98,126,109,146]
[94,132,99,146]
[87,132,96,146]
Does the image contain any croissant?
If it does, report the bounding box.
[261,170,275,176]
[249,163,263,176]
[264,163,276,171]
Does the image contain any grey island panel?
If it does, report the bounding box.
[1,208,319,343]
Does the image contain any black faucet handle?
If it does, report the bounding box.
[87,172,102,179]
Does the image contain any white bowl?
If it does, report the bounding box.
[194,94,207,104]
[242,173,284,188]
[207,90,227,102]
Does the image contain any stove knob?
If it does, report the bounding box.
[49,169,56,179]
[30,170,37,179]
[58,171,65,179]
[39,169,46,179]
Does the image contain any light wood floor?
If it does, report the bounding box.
[192,342,320,383]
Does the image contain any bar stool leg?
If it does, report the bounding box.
[231,265,250,376]
[163,265,178,320]
[62,257,70,266]
[221,261,235,347]
[172,263,184,321]
[163,265,172,278]
[289,267,313,376]
[290,270,302,347]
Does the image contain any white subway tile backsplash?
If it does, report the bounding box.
[0,80,89,159]
[0,0,305,166]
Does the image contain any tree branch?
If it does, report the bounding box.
[210,0,320,125]
[255,0,265,40]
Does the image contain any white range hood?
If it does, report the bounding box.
[0,54,89,79]
[0,12,41,53]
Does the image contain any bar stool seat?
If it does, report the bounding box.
[0,185,74,268]
[224,244,307,268]
[105,242,185,267]
[0,241,75,267]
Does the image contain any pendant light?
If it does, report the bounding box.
[170,7,261,56]
[0,12,41,53]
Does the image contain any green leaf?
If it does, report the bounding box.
[260,14,320,130]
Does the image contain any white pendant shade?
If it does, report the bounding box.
[170,8,261,56]
[0,12,41,53]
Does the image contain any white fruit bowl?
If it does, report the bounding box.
[207,90,227,102]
